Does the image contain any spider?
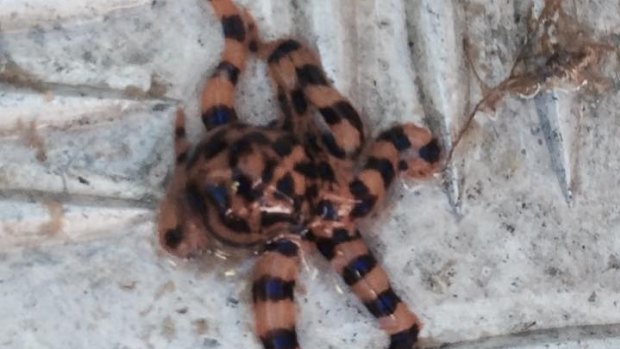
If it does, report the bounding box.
[157,0,442,348]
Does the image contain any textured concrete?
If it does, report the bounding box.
[1,0,619,348]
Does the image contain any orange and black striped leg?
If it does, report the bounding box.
[262,39,365,159]
[271,83,313,136]
[259,41,313,137]
[262,51,320,161]
[173,107,190,168]
[157,107,202,257]
[252,238,302,349]
[310,226,421,349]
[274,86,296,131]
[201,0,253,130]
[349,124,442,218]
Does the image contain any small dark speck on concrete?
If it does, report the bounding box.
[82,51,95,63]
[203,338,220,347]
[546,267,559,277]
[27,25,46,46]
[151,0,166,9]
[588,291,597,303]
[152,103,168,111]
[503,223,515,234]
[176,307,188,314]
[78,176,90,185]
[608,254,620,270]
[226,296,239,307]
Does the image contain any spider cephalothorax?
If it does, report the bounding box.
[157,1,442,348]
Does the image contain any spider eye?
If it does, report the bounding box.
[164,226,184,248]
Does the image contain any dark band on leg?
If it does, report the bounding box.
[291,89,307,115]
[321,133,346,159]
[296,64,328,86]
[388,324,420,349]
[349,179,378,218]
[315,229,362,260]
[264,239,299,257]
[252,276,295,302]
[377,126,411,151]
[202,105,238,130]
[364,288,401,318]
[342,254,377,286]
[260,328,299,349]
[213,61,241,84]
[364,157,396,189]
[418,138,441,163]
[164,226,184,249]
[221,15,246,42]
[268,40,302,63]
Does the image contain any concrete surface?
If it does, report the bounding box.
[1,0,619,348]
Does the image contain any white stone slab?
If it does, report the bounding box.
[1,0,619,348]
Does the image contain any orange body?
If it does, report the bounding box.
[157,1,442,348]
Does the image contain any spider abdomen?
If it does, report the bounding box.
[184,123,313,247]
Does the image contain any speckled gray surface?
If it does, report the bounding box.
[1,0,620,348]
